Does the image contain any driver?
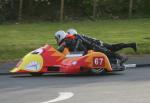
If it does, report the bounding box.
[55,30,87,52]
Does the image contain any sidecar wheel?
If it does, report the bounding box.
[91,68,106,74]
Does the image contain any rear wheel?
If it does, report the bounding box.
[91,68,106,74]
[30,73,43,76]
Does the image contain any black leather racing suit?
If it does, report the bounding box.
[76,34,134,53]
[75,34,122,60]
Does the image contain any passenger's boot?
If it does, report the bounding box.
[111,43,137,52]
[128,43,137,52]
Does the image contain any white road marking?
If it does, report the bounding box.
[41,92,74,103]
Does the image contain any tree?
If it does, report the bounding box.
[18,0,23,21]
[128,0,133,18]
[60,0,64,21]
[93,0,97,18]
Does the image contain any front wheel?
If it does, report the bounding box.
[30,73,43,76]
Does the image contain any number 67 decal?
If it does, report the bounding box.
[93,57,105,67]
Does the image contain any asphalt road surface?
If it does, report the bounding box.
[0,55,150,103]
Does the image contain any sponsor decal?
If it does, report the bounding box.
[25,61,41,71]
[93,57,105,67]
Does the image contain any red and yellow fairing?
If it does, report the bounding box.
[60,51,112,74]
[10,54,43,73]
[84,51,112,72]
[10,45,66,73]
[10,44,112,74]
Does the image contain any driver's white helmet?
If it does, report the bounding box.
[55,30,67,44]
[67,28,78,35]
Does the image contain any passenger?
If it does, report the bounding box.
[54,29,137,64]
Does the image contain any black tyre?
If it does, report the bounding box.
[91,68,106,74]
[30,73,43,76]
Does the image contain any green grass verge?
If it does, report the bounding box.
[0,18,150,62]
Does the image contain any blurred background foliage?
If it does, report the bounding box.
[0,0,150,23]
